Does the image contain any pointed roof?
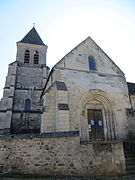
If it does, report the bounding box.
[54,36,124,76]
[19,27,46,46]
[41,36,125,96]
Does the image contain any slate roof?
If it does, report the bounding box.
[127,82,135,95]
[19,27,46,46]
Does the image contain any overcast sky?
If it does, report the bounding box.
[0,0,135,98]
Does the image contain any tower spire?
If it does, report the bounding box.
[19,27,46,46]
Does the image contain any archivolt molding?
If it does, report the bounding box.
[79,89,116,140]
[80,89,113,111]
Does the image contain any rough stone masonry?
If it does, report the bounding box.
[0,27,135,177]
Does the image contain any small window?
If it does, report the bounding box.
[24,99,31,111]
[24,50,30,63]
[34,51,39,64]
[88,56,96,70]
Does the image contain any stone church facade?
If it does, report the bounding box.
[0,27,135,177]
[41,36,133,141]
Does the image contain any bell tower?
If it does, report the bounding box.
[0,27,49,134]
[15,27,49,90]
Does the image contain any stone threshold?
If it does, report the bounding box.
[0,131,79,140]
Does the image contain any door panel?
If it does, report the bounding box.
[88,109,104,139]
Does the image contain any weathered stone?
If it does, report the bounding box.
[0,28,49,134]
[0,136,124,177]
[1,27,135,178]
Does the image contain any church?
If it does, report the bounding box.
[0,27,135,177]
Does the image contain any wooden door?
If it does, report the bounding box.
[88,109,104,140]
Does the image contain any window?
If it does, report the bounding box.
[88,56,96,70]
[34,51,39,64]
[24,50,30,63]
[24,99,31,111]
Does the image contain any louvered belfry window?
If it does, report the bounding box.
[34,51,39,64]
[24,50,30,63]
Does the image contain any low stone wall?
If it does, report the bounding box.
[0,132,126,177]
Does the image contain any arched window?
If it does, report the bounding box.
[88,56,96,70]
[24,50,30,63]
[34,51,39,64]
[24,99,31,111]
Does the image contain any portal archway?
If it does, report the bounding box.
[79,90,116,141]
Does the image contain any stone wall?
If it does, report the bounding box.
[11,112,41,134]
[126,95,135,137]
[0,34,49,134]
[41,36,131,140]
[41,81,70,133]
[42,66,130,140]
[16,43,47,65]
[0,133,125,177]
[16,66,43,89]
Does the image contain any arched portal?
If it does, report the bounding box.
[80,90,116,141]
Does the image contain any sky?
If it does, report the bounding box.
[0,0,135,98]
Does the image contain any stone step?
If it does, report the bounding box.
[126,168,135,175]
[125,153,135,157]
[124,150,135,175]
[125,157,135,162]
[126,160,135,166]
[124,151,134,154]
[126,164,135,170]
[125,153,135,158]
